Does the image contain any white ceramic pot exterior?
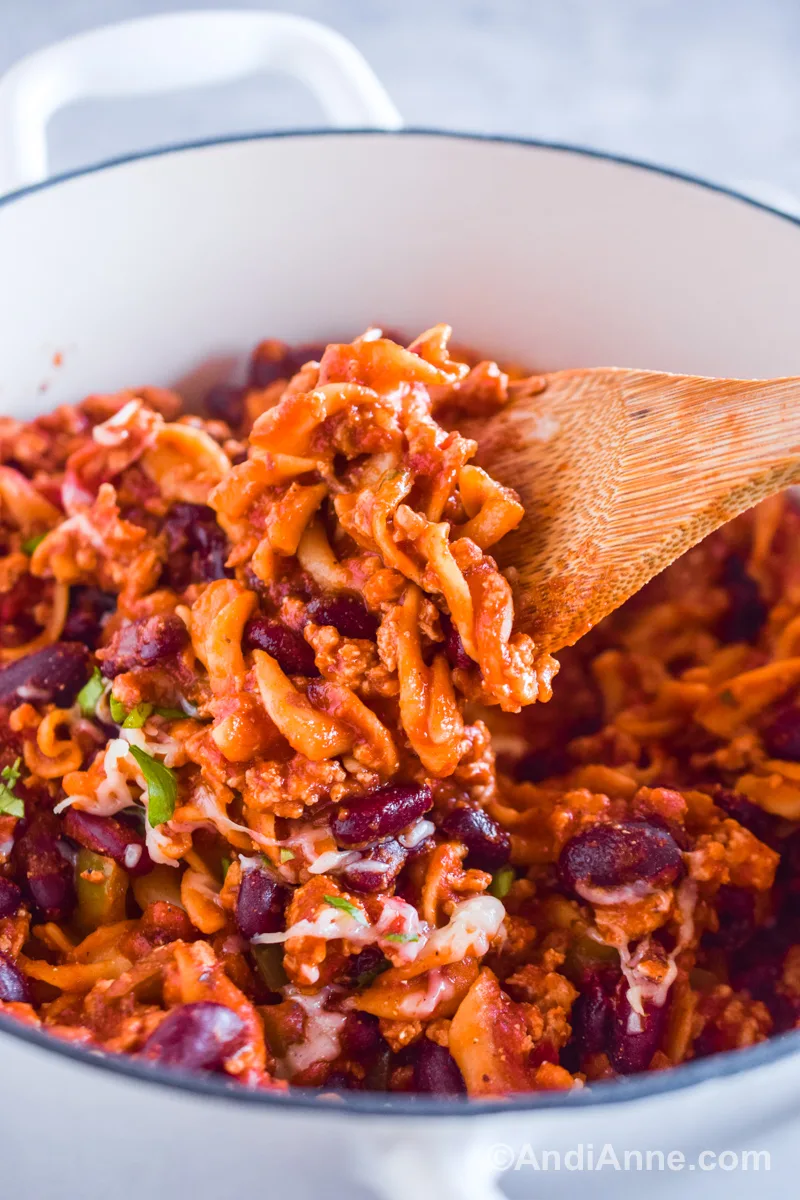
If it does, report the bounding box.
[1,13,800,1200]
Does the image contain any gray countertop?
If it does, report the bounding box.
[2,0,800,210]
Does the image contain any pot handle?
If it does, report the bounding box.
[0,9,401,195]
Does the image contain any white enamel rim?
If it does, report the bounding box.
[1,124,799,1116]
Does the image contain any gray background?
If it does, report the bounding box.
[2,0,800,210]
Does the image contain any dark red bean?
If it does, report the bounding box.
[762,705,800,761]
[558,821,684,895]
[608,976,669,1074]
[0,950,31,1004]
[62,587,116,648]
[0,877,22,918]
[235,868,289,940]
[349,945,390,989]
[340,1011,384,1061]
[306,594,378,640]
[441,804,510,871]
[440,613,472,670]
[331,783,433,849]
[718,552,767,644]
[340,839,408,893]
[248,341,327,389]
[515,746,570,783]
[710,786,782,849]
[141,1001,245,1072]
[204,384,245,428]
[703,885,757,952]
[412,1039,466,1095]
[162,502,231,588]
[243,616,318,677]
[12,815,76,921]
[0,642,90,707]
[569,972,613,1058]
[62,809,152,877]
[99,614,189,678]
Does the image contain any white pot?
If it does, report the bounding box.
[1,12,799,1200]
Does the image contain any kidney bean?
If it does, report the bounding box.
[141,1001,246,1072]
[331,783,433,849]
[608,976,669,1074]
[710,786,782,849]
[204,384,245,428]
[248,341,327,389]
[306,595,378,640]
[62,587,117,648]
[162,502,230,588]
[243,616,318,677]
[718,552,767,643]
[340,1011,384,1062]
[340,839,408,893]
[235,867,289,940]
[412,1039,466,1095]
[12,815,76,921]
[515,746,570,783]
[703,885,757,952]
[63,809,152,878]
[0,877,22,918]
[0,950,31,1004]
[762,705,800,762]
[570,972,613,1059]
[439,613,472,671]
[100,614,189,678]
[441,804,510,871]
[558,821,684,896]
[0,642,90,708]
[349,945,390,989]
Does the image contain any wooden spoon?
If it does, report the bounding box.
[474,368,800,654]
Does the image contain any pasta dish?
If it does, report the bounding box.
[0,326,796,1096]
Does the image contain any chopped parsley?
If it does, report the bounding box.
[22,532,46,555]
[153,706,188,720]
[383,932,419,944]
[129,746,177,827]
[719,688,737,708]
[323,894,367,925]
[220,856,232,879]
[489,865,515,899]
[279,848,295,863]
[0,758,24,818]
[109,694,127,724]
[122,702,153,729]
[77,666,105,717]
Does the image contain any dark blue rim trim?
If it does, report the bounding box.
[2,125,800,1117]
[1,125,800,232]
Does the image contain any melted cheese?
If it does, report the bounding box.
[278,987,346,1079]
[398,818,436,849]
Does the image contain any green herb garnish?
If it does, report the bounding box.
[129,746,177,827]
[220,856,232,879]
[383,932,419,944]
[122,702,153,729]
[719,688,737,708]
[0,758,24,818]
[109,694,127,724]
[22,532,46,555]
[153,706,188,720]
[77,666,105,717]
[323,894,367,925]
[489,865,515,899]
[279,848,295,863]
